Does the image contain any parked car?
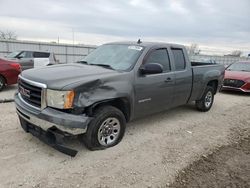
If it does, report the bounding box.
[222,61,250,92]
[14,41,225,156]
[5,51,58,70]
[0,58,21,91]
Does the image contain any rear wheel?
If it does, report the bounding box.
[0,76,6,91]
[82,106,126,150]
[196,86,214,112]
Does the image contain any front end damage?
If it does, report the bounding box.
[15,92,92,157]
[19,116,79,157]
[15,69,132,156]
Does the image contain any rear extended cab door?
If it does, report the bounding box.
[168,46,192,106]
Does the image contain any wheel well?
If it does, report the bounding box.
[87,98,131,122]
[207,80,218,94]
[0,74,7,85]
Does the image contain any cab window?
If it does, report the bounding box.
[18,51,33,58]
[171,48,186,71]
[145,49,171,72]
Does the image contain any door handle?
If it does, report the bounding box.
[165,77,172,83]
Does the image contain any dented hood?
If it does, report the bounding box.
[21,63,118,90]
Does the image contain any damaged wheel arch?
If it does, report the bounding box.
[86,97,132,122]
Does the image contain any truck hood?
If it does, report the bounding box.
[225,70,250,81]
[21,63,118,90]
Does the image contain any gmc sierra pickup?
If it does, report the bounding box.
[15,41,225,156]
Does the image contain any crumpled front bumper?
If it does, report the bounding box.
[14,93,92,135]
[15,93,93,156]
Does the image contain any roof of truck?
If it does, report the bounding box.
[107,41,185,48]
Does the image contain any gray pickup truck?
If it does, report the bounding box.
[14,41,225,156]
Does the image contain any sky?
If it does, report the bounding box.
[0,0,249,55]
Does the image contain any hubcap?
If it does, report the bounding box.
[205,91,213,108]
[98,117,121,146]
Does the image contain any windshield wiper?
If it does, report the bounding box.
[89,63,114,70]
[240,70,250,72]
[77,60,88,65]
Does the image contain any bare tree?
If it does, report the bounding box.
[230,50,242,57]
[188,43,200,55]
[0,30,17,40]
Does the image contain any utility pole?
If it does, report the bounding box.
[72,28,75,62]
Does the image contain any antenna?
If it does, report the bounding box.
[137,39,142,44]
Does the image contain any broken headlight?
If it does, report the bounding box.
[47,89,75,109]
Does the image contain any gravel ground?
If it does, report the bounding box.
[0,91,249,188]
[0,85,17,101]
[170,129,250,188]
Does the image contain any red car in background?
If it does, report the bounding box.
[222,61,250,93]
[0,58,21,91]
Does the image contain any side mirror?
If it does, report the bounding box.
[140,63,163,75]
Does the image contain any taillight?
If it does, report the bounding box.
[10,63,21,71]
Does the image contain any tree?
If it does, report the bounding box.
[0,30,17,40]
[188,43,200,55]
[230,50,242,57]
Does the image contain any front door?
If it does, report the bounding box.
[134,48,175,118]
[17,51,34,70]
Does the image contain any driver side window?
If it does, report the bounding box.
[145,49,171,72]
[18,51,33,58]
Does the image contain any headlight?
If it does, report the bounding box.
[47,89,75,109]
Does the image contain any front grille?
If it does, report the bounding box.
[18,78,42,108]
[223,79,245,88]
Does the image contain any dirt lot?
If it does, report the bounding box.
[170,129,250,188]
[0,84,17,102]
[0,91,249,188]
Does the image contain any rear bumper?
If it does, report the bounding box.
[14,92,92,135]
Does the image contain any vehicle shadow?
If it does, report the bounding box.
[61,103,198,156]
[55,102,197,156]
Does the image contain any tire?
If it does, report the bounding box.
[82,105,126,150]
[196,86,214,112]
[0,76,6,91]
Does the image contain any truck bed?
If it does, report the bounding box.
[188,63,225,102]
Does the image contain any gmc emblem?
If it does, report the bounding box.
[19,86,31,98]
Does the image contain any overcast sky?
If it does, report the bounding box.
[0,0,249,54]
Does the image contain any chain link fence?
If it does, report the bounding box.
[1,39,249,65]
[0,39,96,64]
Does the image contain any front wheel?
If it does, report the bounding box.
[82,106,126,150]
[196,86,214,112]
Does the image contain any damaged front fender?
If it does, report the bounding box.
[64,74,135,119]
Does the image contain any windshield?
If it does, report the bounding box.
[227,62,250,72]
[6,51,21,58]
[80,44,144,71]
